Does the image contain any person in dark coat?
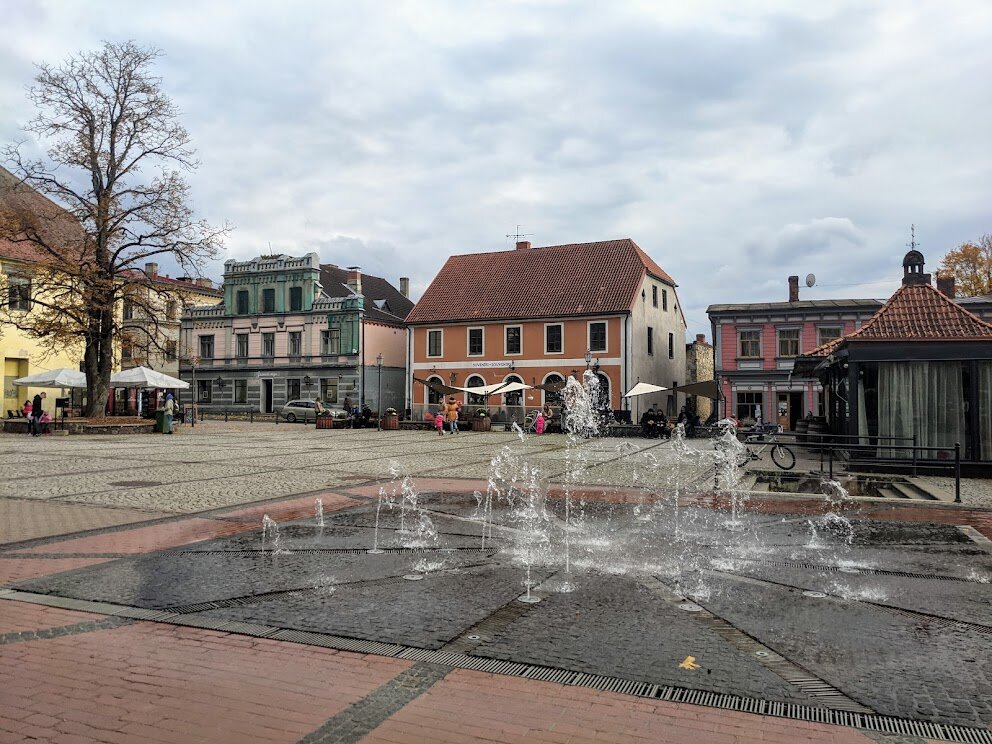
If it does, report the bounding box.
[30,391,46,437]
[640,407,658,438]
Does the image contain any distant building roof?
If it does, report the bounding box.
[707,298,883,314]
[407,238,676,325]
[0,166,87,265]
[319,264,413,324]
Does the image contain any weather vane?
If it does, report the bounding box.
[907,224,919,251]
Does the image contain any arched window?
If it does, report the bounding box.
[466,375,487,406]
[542,373,565,406]
[503,374,524,407]
[593,372,611,411]
[427,376,444,405]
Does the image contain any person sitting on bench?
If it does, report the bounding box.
[640,407,659,438]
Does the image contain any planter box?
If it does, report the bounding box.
[316,415,334,430]
[382,414,400,430]
[472,418,492,432]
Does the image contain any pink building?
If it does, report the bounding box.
[707,276,881,429]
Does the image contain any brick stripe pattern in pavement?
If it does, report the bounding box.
[0,615,133,645]
[0,556,113,584]
[298,662,451,744]
[0,600,107,635]
[359,669,880,744]
[0,621,410,744]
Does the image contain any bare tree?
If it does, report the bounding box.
[1,41,227,415]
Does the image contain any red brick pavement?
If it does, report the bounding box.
[215,492,359,523]
[362,669,877,744]
[0,621,409,744]
[0,600,105,635]
[0,557,113,585]
[12,518,248,556]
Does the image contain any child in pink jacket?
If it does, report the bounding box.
[434,410,444,436]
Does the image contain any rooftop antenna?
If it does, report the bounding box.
[506,225,532,243]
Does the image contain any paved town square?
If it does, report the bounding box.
[2,424,991,744]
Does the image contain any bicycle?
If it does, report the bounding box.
[738,427,796,470]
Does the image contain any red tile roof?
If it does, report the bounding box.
[0,166,87,266]
[407,239,676,324]
[804,282,992,358]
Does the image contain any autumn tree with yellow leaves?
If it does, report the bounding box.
[939,235,992,297]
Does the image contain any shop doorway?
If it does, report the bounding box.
[261,379,273,414]
[776,391,804,430]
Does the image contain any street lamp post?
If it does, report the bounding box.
[376,353,383,430]
[584,349,592,370]
[303,375,312,399]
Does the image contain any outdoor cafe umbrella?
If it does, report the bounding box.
[622,382,669,398]
[13,368,87,389]
[109,365,189,389]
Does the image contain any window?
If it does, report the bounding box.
[7,276,31,311]
[262,288,275,313]
[121,340,133,360]
[427,329,442,357]
[466,375,487,405]
[236,290,249,315]
[668,333,674,359]
[503,375,524,407]
[736,392,763,422]
[287,378,301,400]
[199,335,214,359]
[738,330,760,358]
[234,379,247,404]
[545,324,563,354]
[262,332,275,358]
[165,341,177,361]
[236,334,248,358]
[652,286,658,308]
[289,286,303,312]
[427,376,444,405]
[647,327,654,355]
[662,289,668,311]
[818,326,842,347]
[778,328,800,358]
[589,322,607,352]
[322,328,340,355]
[166,301,178,320]
[321,378,338,403]
[505,326,521,355]
[468,327,484,356]
[543,373,565,405]
[288,331,302,359]
[197,379,212,403]
[122,299,134,320]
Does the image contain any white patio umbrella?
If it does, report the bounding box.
[622,382,669,398]
[13,368,87,389]
[109,365,189,389]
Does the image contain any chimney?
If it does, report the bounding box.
[144,262,159,277]
[346,266,362,294]
[936,272,955,298]
[515,240,531,250]
[788,275,799,303]
[399,277,409,298]
[695,333,706,344]
[196,278,213,289]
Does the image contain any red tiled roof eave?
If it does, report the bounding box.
[406,238,676,325]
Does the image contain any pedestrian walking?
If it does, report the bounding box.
[443,396,460,434]
[434,409,444,436]
[163,393,176,434]
[30,392,46,437]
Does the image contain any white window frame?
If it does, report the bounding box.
[426,328,443,358]
[816,325,843,347]
[777,327,801,358]
[542,372,566,406]
[504,324,523,356]
[588,320,608,353]
[544,323,564,355]
[465,374,487,405]
[467,326,485,357]
[738,328,761,359]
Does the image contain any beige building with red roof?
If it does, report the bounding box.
[405,238,687,422]
[793,250,992,465]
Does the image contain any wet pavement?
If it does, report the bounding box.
[2,424,991,743]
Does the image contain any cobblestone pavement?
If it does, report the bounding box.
[2,424,990,742]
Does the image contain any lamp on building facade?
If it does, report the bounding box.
[303,375,312,398]
[584,350,592,369]
[214,377,226,389]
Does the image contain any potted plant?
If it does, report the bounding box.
[382,407,400,430]
[473,408,491,432]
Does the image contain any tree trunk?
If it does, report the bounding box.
[82,302,114,417]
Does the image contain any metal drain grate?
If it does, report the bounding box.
[175,547,496,557]
[2,588,991,744]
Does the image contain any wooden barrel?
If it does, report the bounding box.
[794,417,810,443]
[806,416,828,449]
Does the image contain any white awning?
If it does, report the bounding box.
[623,382,669,398]
[13,368,87,389]
[109,366,190,389]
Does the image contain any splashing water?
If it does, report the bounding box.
[315,498,325,528]
[369,486,393,554]
[261,514,290,554]
[510,421,525,442]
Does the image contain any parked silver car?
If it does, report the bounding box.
[279,399,333,423]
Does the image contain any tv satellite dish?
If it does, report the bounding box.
[805,273,816,288]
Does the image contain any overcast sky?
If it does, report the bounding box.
[2,1,990,337]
